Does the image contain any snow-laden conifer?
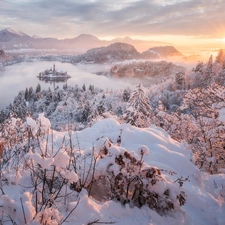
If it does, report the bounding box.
[124,84,152,127]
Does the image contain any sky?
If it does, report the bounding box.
[0,0,225,48]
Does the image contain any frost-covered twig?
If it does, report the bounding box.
[60,197,80,224]
[87,219,115,224]
[20,197,27,224]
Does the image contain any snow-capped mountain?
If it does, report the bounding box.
[0,27,30,42]
[72,42,142,63]
[142,46,183,59]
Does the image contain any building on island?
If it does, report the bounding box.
[38,64,71,79]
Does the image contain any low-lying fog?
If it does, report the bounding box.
[0,58,199,111]
[0,61,137,110]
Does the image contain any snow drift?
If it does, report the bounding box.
[0,116,224,225]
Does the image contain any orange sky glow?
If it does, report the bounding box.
[0,0,225,56]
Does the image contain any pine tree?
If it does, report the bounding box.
[82,84,86,92]
[97,100,105,116]
[205,55,214,85]
[28,87,33,97]
[123,88,131,102]
[124,84,152,127]
[175,71,185,90]
[222,59,225,70]
[215,49,224,65]
[36,83,41,93]
[25,88,29,101]
[88,84,94,93]
[82,100,91,123]
[194,61,204,73]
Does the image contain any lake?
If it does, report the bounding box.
[0,61,135,110]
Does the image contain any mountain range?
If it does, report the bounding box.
[0,27,170,53]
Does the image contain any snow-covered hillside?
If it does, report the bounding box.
[110,60,185,80]
[0,116,224,225]
[142,46,183,59]
[71,42,141,64]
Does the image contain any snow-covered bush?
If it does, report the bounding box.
[90,138,187,215]
[0,115,189,224]
[0,115,80,224]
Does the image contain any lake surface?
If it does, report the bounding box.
[0,61,135,110]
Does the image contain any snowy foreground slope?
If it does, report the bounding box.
[1,117,225,225]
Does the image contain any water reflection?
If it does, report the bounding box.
[38,77,69,89]
[0,61,135,110]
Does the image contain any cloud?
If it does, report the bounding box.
[0,0,225,38]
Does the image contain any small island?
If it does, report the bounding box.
[38,64,71,80]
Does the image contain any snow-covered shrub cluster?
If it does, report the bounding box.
[95,140,186,214]
[0,114,190,224]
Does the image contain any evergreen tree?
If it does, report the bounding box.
[82,84,86,92]
[25,88,29,101]
[81,100,91,123]
[36,83,41,93]
[175,71,185,90]
[190,61,204,88]
[124,84,152,127]
[97,100,105,116]
[28,87,33,97]
[215,49,224,65]
[205,55,214,85]
[123,88,131,102]
[88,84,95,93]
[222,59,225,70]
[193,61,204,73]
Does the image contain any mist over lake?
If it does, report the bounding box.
[0,61,135,110]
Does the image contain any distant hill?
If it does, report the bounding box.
[110,60,185,82]
[142,46,183,59]
[71,43,185,64]
[0,49,11,61]
[71,42,141,63]
[111,36,169,52]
